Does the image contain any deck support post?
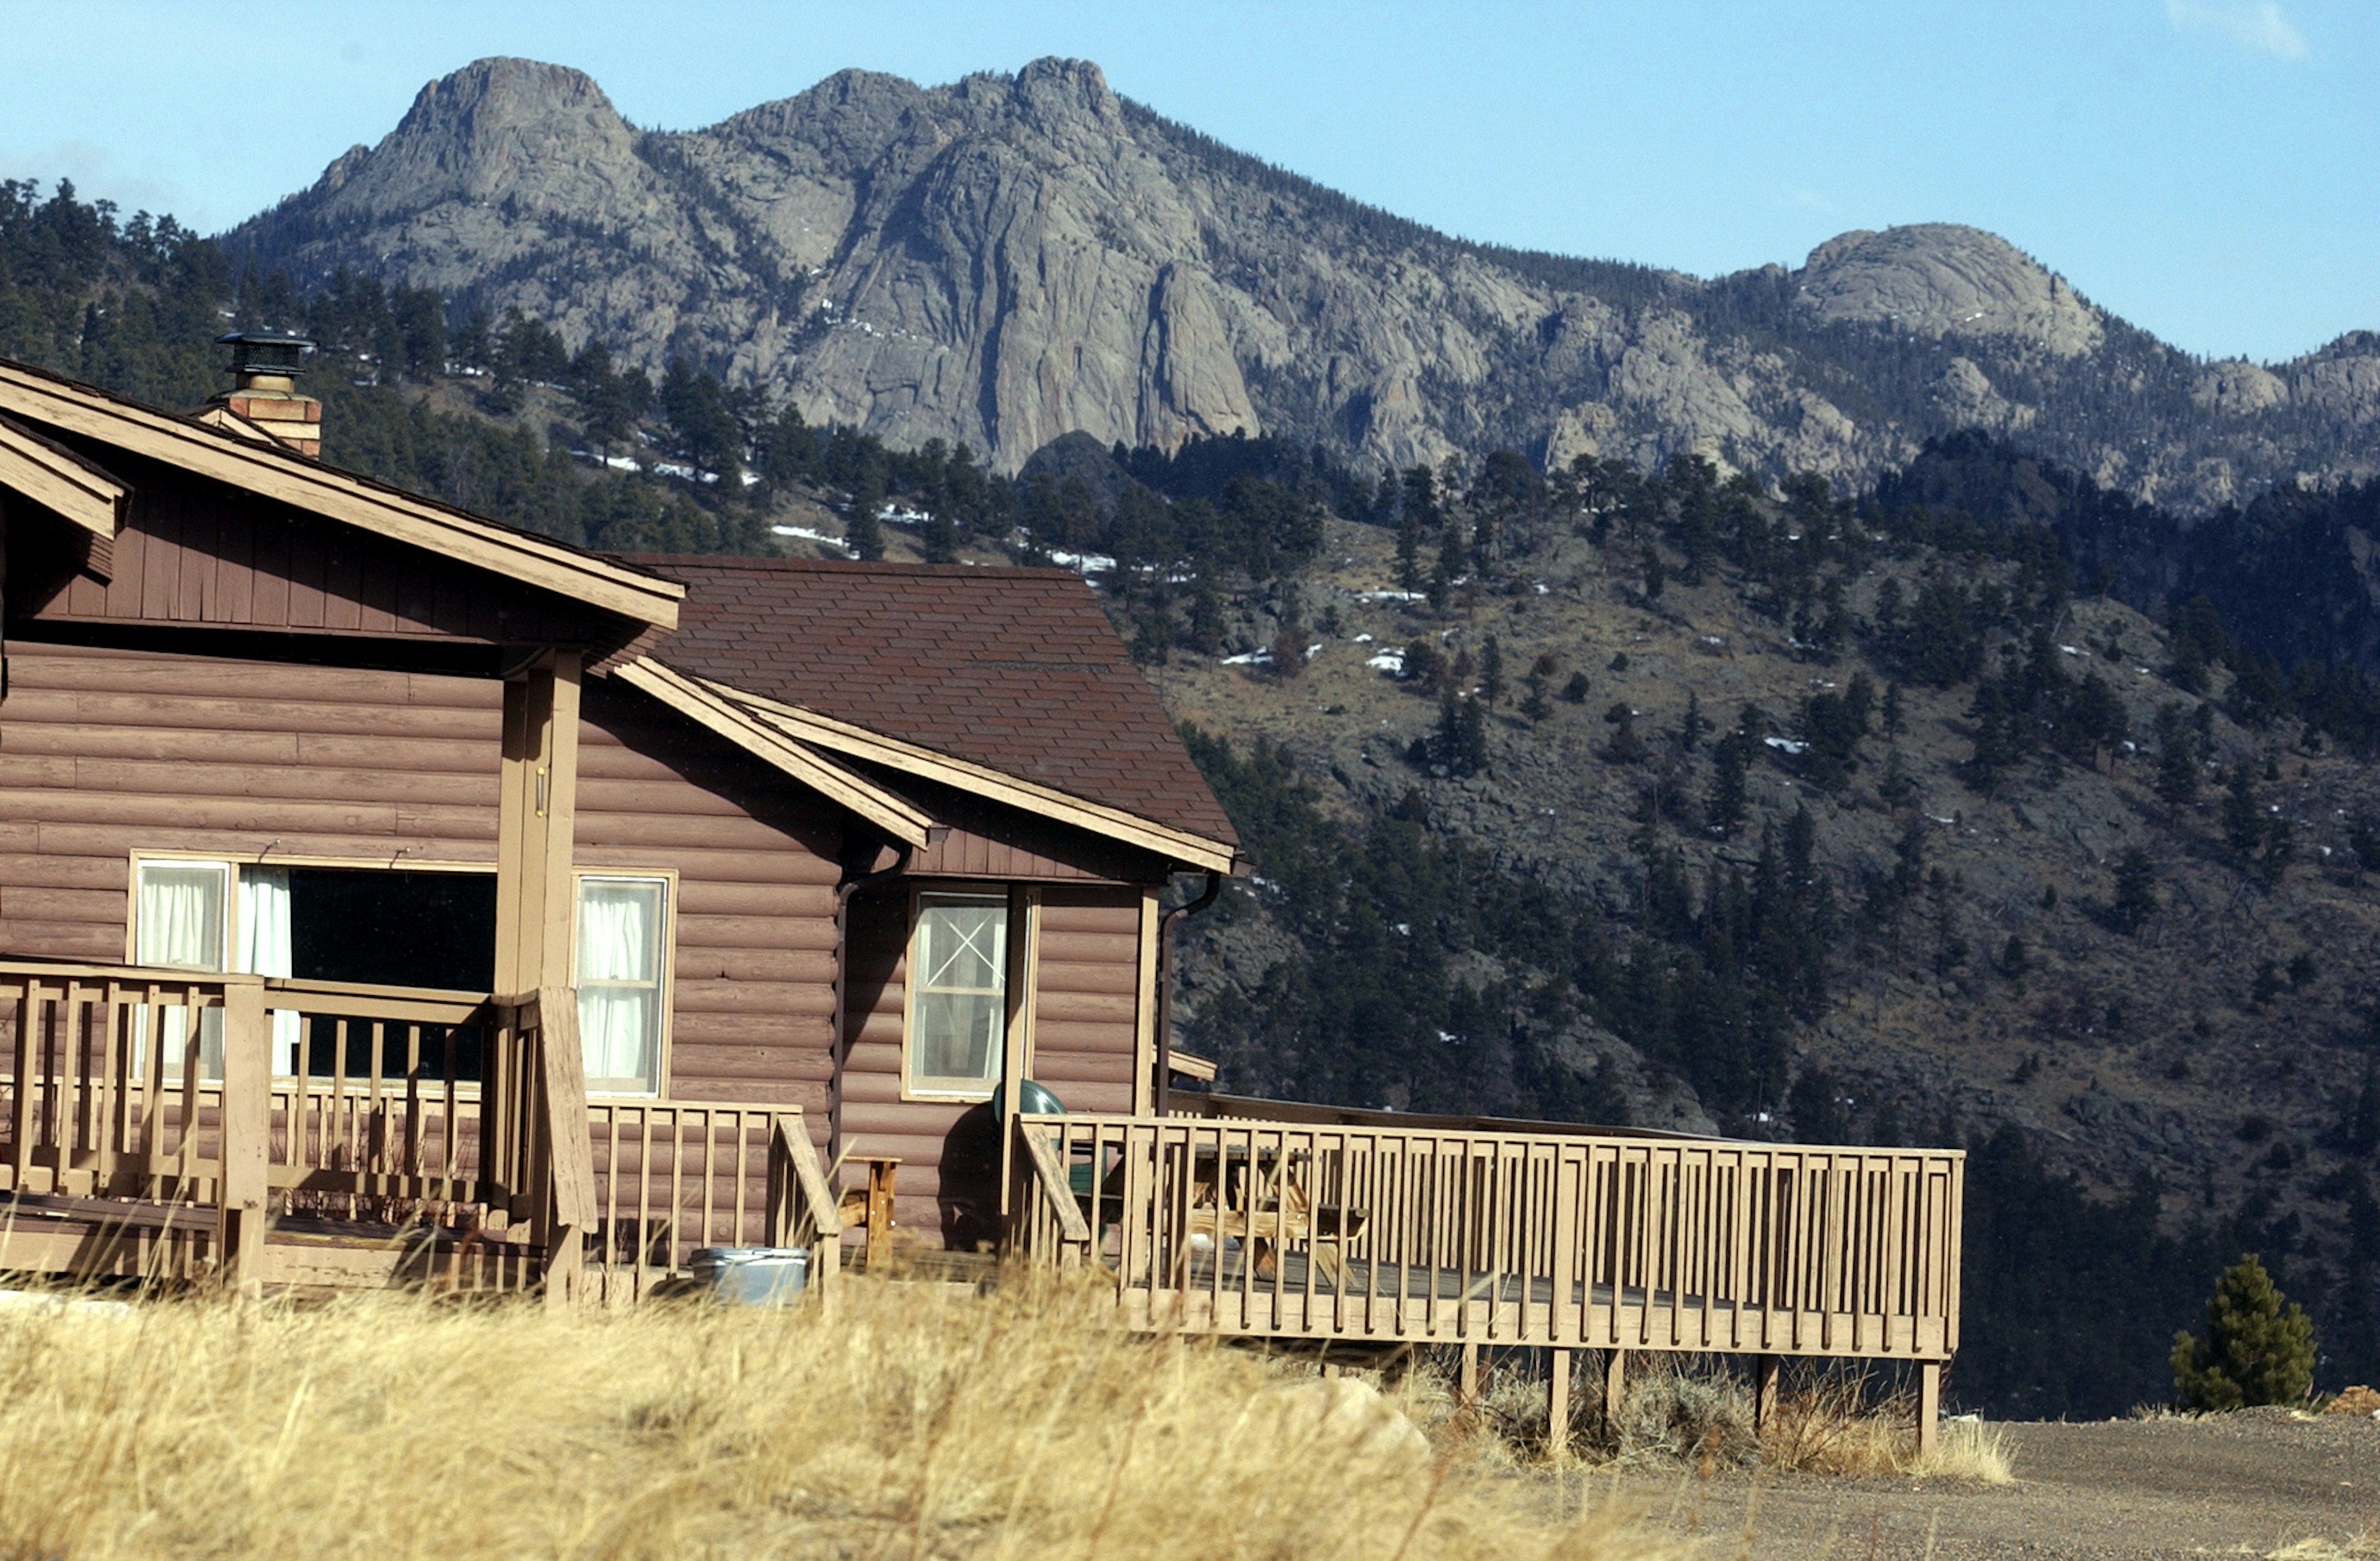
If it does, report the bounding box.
[216,978,270,1296]
[1918,1361,1941,1459]
[1602,1348,1628,1441]
[1547,1348,1571,1459]
[1458,1343,1480,1410]
[1753,1354,1780,1433]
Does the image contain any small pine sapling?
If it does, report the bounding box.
[2170,1254,2314,1410]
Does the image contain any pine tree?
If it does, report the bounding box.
[845,473,886,561]
[1706,732,1749,838]
[1480,635,1505,708]
[2170,1254,2315,1410]
[1676,691,1711,754]
[2112,846,2159,933]
[2223,763,2265,854]
[1603,703,1646,765]
[1395,509,1421,590]
[1641,543,1666,602]
[1881,680,1906,740]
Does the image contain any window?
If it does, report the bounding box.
[576,875,669,1094]
[134,860,232,973]
[906,892,1008,1099]
[131,858,501,1080]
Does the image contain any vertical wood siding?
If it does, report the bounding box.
[10,450,630,648]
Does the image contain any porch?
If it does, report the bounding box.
[0,961,843,1299]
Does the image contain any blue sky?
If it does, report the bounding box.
[2,1,2371,363]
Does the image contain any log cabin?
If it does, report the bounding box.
[0,340,1962,1446]
[0,342,1239,1283]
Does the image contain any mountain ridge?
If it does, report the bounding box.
[226,56,2379,510]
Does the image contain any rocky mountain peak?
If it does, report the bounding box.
[224,60,2377,509]
[296,56,640,221]
[1794,223,2104,357]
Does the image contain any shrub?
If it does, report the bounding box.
[2170,1253,2316,1410]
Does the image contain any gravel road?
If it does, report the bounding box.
[1605,1410,2379,1559]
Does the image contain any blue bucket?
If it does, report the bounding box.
[689,1246,810,1306]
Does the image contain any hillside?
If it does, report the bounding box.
[9,141,2380,1420]
[224,56,2379,509]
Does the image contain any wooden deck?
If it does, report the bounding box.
[1011,1109,1962,1360]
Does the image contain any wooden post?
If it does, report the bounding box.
[1753,1354,1780,1432]
[1918,1361,1942,1459]
[1602,1348,1628,1440]
[536,987,595,1309]
[493,654,586,1306]
[862,1156,901,1273]
[1547,1348,1572,1459]
[216,979,270,1296]
[773,1114,842,1313]
[494,651,581,996]
[1458,1343,1481,1409]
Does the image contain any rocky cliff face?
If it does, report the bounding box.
[228,57,2379,508]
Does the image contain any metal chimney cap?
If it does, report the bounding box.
[216,331,315,379]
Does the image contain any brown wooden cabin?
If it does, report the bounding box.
[0,351,1965,1442]
[0,352,1238,1288]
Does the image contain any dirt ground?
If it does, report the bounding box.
[1595,1410,2380,1559]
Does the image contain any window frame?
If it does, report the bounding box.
[126,855,236,973]
[900,884,1021,1104]
[125,848,498,970]
[570,867,679,1099]
[128,850,505,1084]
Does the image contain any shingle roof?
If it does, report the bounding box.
[627,556,1238,851]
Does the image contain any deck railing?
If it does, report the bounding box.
[0,962,587,1288]
[578,1100,841,1304]
[1013,1110,1962,1358]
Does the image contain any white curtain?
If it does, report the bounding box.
[910,898,1007,1089]
[136,864,227,970]
[235,867,301,1075]
[577,879,661,1088]
[135,861,229,1078]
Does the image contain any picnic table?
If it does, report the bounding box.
[1178,1140,1365,1288]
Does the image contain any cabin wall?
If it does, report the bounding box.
[0,640,505,959]
[1029,887,1148,1116]
[573,679,844,1116]
[836,880,1153,1251]
[0,644,851,1130]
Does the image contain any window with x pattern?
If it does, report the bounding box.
[906,892,1008,1097]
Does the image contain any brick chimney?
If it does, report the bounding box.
[198,332,322,457]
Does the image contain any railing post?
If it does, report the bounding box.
[217,978,270,1296]
[1918,1361,1941,1459]
[534,986,596,1309]
[770,1112,842,1313]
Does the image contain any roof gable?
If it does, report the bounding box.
[0,358,680,631]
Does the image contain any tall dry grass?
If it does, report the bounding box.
[0,1273,1678,1560]
[1471,1352,2011,1482]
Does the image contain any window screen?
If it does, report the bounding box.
[907,893,1007,1097]
[577,876,668,1093]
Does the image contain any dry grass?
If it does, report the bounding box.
[1466,1353,2011,1483]
[0,1272,1678,1560]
